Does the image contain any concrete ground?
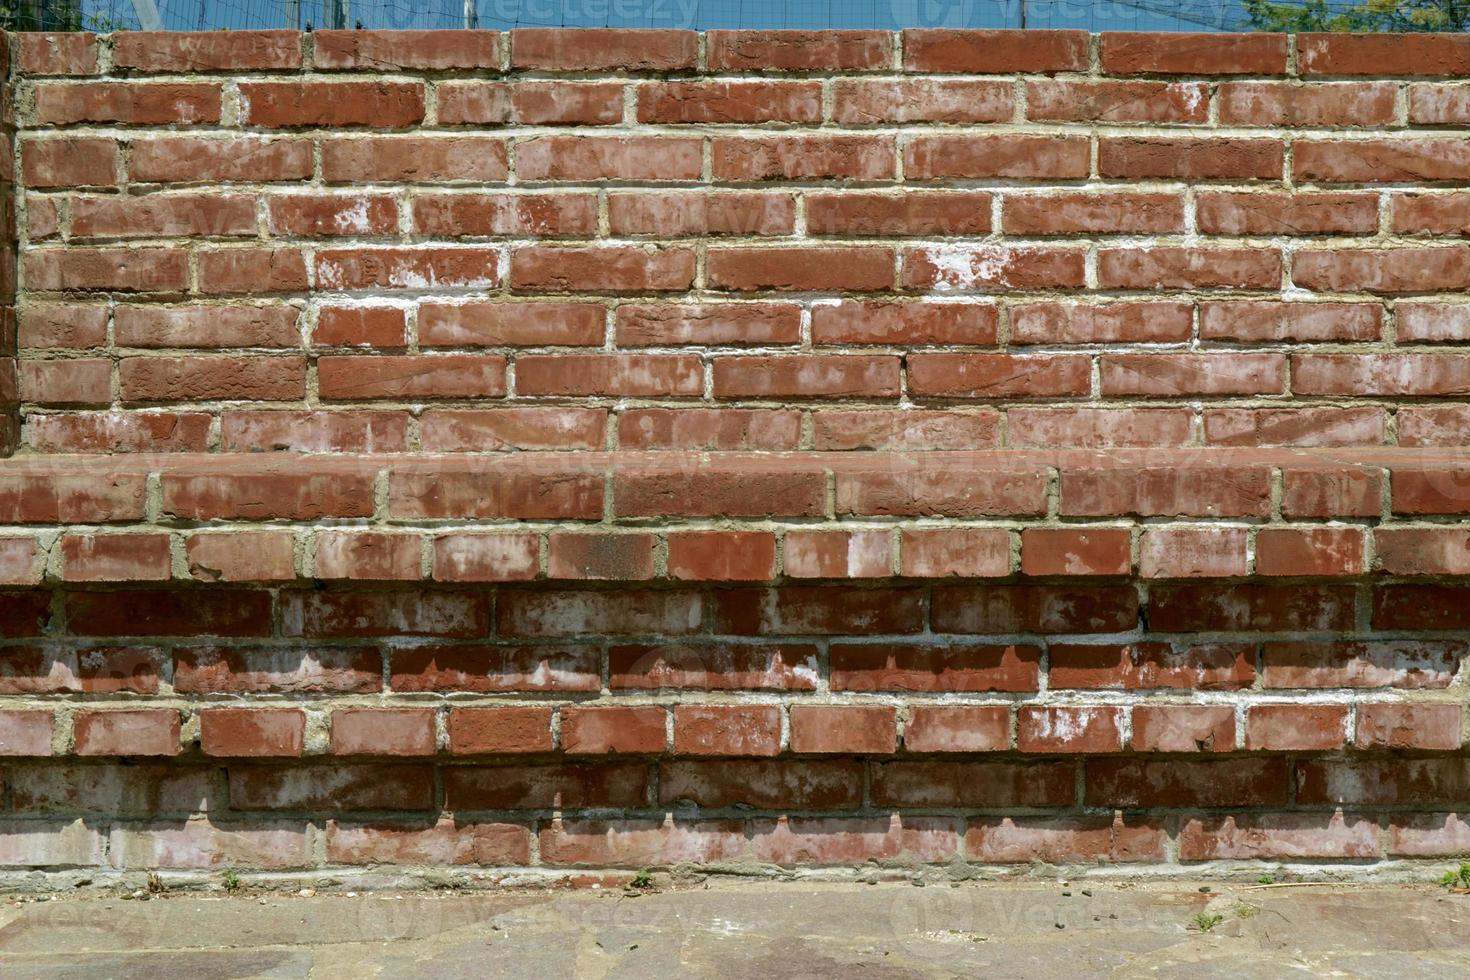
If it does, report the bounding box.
[0,879,1468,978]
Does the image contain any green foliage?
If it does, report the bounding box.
[630,869,654,889]
[1441,862,1470,889]
[1246,0,1470,32]
[221,868,242,892]
[1193,912,1224,932]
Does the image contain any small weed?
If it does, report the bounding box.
[1233,903,1260,920]
[221,869,241,893]
[146,872,164,895]
[1193,912,1223,933]
[630,869,654,890]
[1441,863,1470,890]
[1257,874,1274,885]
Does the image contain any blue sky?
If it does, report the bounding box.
[88,0,1256,34]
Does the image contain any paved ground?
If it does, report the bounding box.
[0,878,1467,977]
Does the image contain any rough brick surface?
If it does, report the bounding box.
[2,28,1469,879]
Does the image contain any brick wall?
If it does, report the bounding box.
[3,27,1470,882]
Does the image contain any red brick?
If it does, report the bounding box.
[228,765,433,811]
[314,306,407,347]
[68,590,272,638]
[1132,706,1236,753]
[609,644,817,692]
[1050,642,1254,691]
[908,353,1090,397]
[1280,465,1382,518]
[830,643,1039,693]
[714,355,899,398]
[1297,139,1470,183]
[510,29,696,71]
[314,531,421,581]
[1018,706,1124,754]
[637,81,821,123]
[0,540,42,587]
[1356,703,1461,751]
[932,585,1139,635]
[391,466,602,520]
[619,408,801,450]
[666,531,777,582]
[1376,527,1470,575]
[1014,302,1194,345]
[22,137,117,188]
[26,247,185,292]
[1299,32,1470,77]
[708,247,895,292]
[0,711,54,756]
[1149,583,1354,632]
[1261,640,1459,690]
[1026,80,1208,123]
[331,708,436,757]
[220,410,409,453]
[1098,248,1282,291]
[312,29,498,69]
[422,408,605,452]
[510,246,694,292]
[539,817,745,868]
[327,817,530,866]
[281,590,488,639]
[199,708,304,758]
[411,192,598,237]
[1401,406,1470,447]
[73,709,179,757]
[714,587,923,636]
[318,355,506,399]
[1061,464,1273,518]
[130,135,311,183]
[175,646,381,694]
[752,815,957,866]
[807,192,993,237]
[1022,528,1131,577]
[500,590,702,637]
[673,705,781,757]
[713,135,896,181]
[322,136,507,182]
[1197,191,1379,236]
[903,29,1088,73]
[1209,404,1381,448]
[904,706,1011,753]
[186,530,297,583]
[899,527,1011,577]
[836,461,1049,518]
[1390,814,1470,857]
[708,29,890,70]
[60,532,171,582]
[1199,300,1381,342]
[34,82,222,126]
[831,78,1012,124]
[518,353,699,397]
[447,707,553,755]
[445,762,648,809]
[268,193,397,237]
[970,814,1166,864]
[18,305,108,350]
[239,81,424,128]
[1085,757,1288,808]
[616,302,800,346]
[438,80,623,125]
[391,646,599,694]
[18,359,111,405]
[516,136,699,181]
[1245,704,1349,751]
[548,532,656,581]
[1179,813,1378,861]
[1101,31,1286,75]
[115,304,299,348]
[18,32,99,75]
[163,469,374,521]
[317,247,497,291]
[610,194,793,242]
[614,463,824,519]
[27,412,213,454]
[423,301,605,351]
[111,30,302,71]
[1299,758,1470,807]
[1256,527,1365,577]
[1399,302,1470,342]
[872,760,1075,808]
[1008,408,1193,448]
[1218,81,1396,127]
[561,706,666,755]
[1098,137,1283,180]
[197,248,310,295]
[1375,585,1470,631]
[904,134,1088,180]
[789,705,896,755]
[1138,527,1248,579]
[1294,249,1470,294]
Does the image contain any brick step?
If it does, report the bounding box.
[0,448,1465,584]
